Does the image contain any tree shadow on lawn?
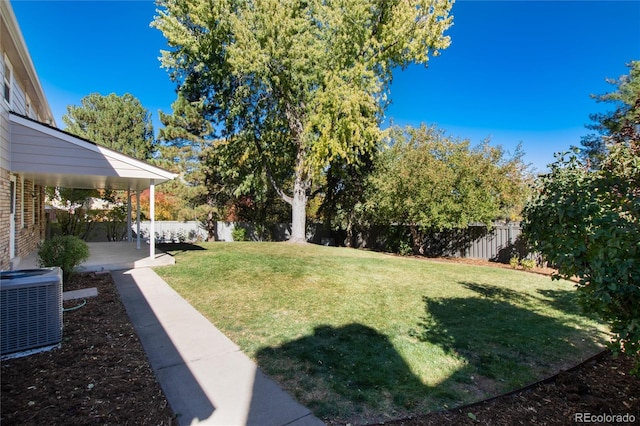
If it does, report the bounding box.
[156,242,207,255]
[461,281,600,321]
[256,324,436,425]
[255,284,606,425]
[412,282,607,405]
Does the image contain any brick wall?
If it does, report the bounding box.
[0,167,9,270]
[14,175,45,263]
[0,171,45,270]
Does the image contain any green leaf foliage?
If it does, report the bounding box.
[525,62,640,371]
[45,188,101,239]
[580,61,640,165]
[152,0,454,240]
[38,235,90,283]
[522,146,640,371]
[154,95,222,223]
[367,125,531,252]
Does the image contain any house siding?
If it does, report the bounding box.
[1,53,10,172]
[0,112,8,171]
[1,36,46,269]
[11,67,27,115]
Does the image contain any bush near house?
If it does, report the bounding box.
[38,235,89,282]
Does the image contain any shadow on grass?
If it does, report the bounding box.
[537,288,590,318]
[255,284,605,424]
[412,282,605,396]
[460,281,594,319]
[156,242,207,256]
[256,324,436,423]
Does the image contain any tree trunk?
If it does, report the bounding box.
[345,210,354,247]
[289,173,308,243]
[409,224,425,255]
[206,210,218,242]
[273,100,309,243]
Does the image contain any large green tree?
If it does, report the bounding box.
[368,125,531,253]
[157,94,248,237]
[157,94,289,238]
[63,93,155,160]
[60,93,156,241]
[153,0,453,242]
[316,150,375,247]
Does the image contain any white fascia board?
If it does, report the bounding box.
[9,113,177,182]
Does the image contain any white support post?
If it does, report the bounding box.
[136,190,141,250]
[149,180,155,259]
[127,188,132,242]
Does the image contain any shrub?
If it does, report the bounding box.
[231,226,248,242]
[398,240,413,256]
[104,205,127,242]
[38,235,90,282]
[523,148,640,373]
[520,258,536,271]
[509,255,520,269]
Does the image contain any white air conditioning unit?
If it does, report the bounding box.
[1,267,63,356]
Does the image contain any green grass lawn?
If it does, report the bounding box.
[155,242,609,424]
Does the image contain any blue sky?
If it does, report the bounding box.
[11,0,640,172]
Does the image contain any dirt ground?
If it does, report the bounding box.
[1,261,639,425]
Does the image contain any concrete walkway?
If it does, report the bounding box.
[112,268,325,426]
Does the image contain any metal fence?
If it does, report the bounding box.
[455,223,524,261]
[135,221,525,261]
[358,222,526,261]
[52,219,525,261]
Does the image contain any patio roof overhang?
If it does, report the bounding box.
[8,111,177,259]
[9,112,176,191]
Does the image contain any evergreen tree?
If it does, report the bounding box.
[63,92,155,160]
[580,61,640,166]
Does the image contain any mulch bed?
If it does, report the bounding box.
[385,351,639,425]
[1,265,638,425]
[1,272,176,425]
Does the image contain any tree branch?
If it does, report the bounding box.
[253,137,294,206]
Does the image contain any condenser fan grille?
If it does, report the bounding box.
[1,268,63,356]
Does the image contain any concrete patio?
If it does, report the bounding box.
[16,241,175,272]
